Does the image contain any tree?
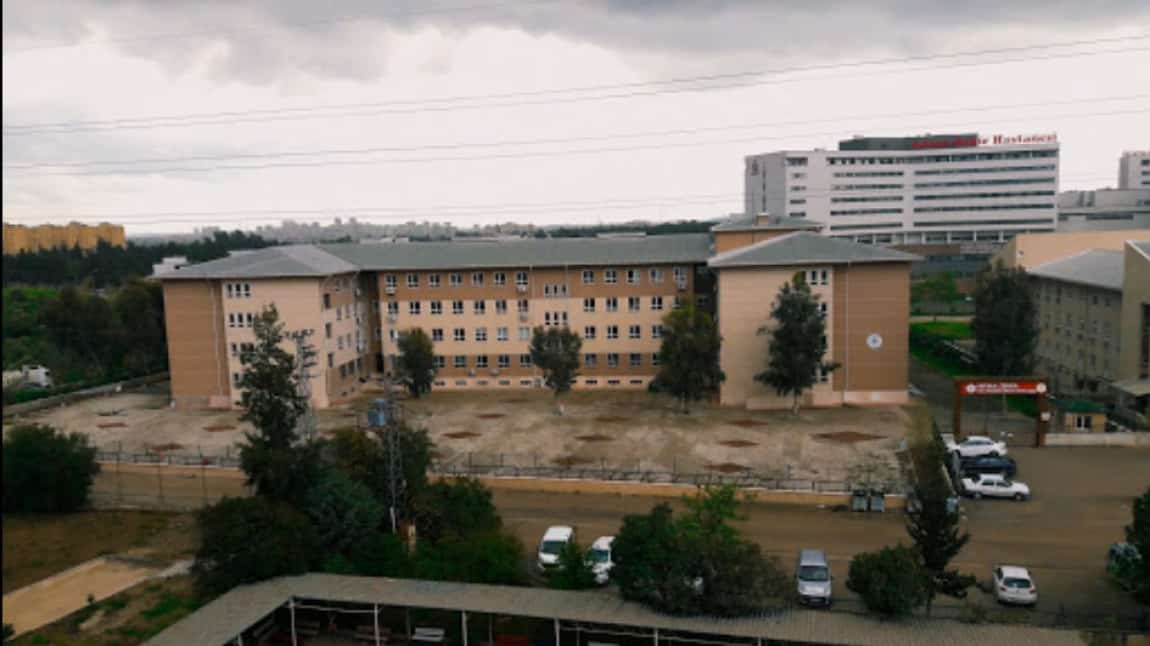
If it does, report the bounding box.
[846,545,928,618]
[906,477,974,615]
[756,276,838,415]
[193,497,317,595]
[396,328,436,397]
[549,540,598,590]
[112,279,167,375]
[912,272,961,318]
[412,478,502,544]
[236,306,319,504]
[529,326,581,412]
[349,532,411,577]
[412,532,524,585]
[305,470,385,555]
[653,301,725,413]
[328,425,433,519]
[3,424,100,513]
[971,262,1038,378]
[612,486,788,616]
[1126,487,1150,604]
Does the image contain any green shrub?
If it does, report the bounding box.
[2,424,100,512]
[846,545,928,618]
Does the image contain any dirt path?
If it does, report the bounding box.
[1,557,164,637]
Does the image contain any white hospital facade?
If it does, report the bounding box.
[744,133,1060,245]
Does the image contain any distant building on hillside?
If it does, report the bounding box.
[1056,188,1150,232]
[2,222,126,255]
[151,256,190,277]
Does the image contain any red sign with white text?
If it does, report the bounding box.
[960,381,1048,396]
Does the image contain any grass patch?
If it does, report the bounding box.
[911,320,972,340]
[909,347,970,379]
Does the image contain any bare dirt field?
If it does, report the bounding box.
[8,386,910,486]
[395,390,907,485]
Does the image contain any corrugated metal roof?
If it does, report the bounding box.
[159,245,358,280]
[318,234,714,271]
[711,214,822,232]
[1029,250,1124,291]
[708,232,919,268]
[146,574,1087,646]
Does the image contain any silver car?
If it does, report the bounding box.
[796,549,832,607]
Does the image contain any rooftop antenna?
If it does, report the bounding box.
[288,329,318,443]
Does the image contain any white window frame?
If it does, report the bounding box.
[626,269,640,285]
[430,301,443,315]
[584,326,597,340]
[474,300,486,315]
[453,328,466,342]
[407,274,419,288]
[629,325,641,339]
[583,298,596,312]
[628,296,640,312]
[493,272,506,286]
[582,270,595,284]
[472,272,485,287]
[604,269,617,284]
[452,300,464,315]
[585,354,597,368]
[496,327,509,342]
[475,327,488,342]
[606,297,618,312]
[408,302,421,315]
[651,296,664,311]
[515,271,528,287]
[607,325,619,340]
[428,273,441,288]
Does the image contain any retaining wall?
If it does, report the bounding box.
[1045,432,1150,448]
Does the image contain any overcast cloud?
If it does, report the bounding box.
[4,0,1149,234]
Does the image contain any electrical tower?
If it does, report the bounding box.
[368,379,406,533]
[289,329,318,443]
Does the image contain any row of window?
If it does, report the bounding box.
[912,203,1054,213]
[913,190,1055,201]
[830,183,903,191]
[224,283,252,298]
[432,352,663,370]
[914,164,1056,176]
[830,195,904,203]
[412,323,668,344]
[830,208,903,216]
[832,170,905,178]
[386,295,689,316]
[227,312,255,328]
[913,177,1054,189]
[825,150,1057,165]
[383,267,690,289]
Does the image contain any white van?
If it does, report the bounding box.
[796,549,832,607]
[537,526,574,572]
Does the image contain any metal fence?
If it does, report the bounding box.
[429,452,866,493]
[91,448,250,511]
[95,446,242,469]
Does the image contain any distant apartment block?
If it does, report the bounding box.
[159,219,916,411]
[2,222,126,255]
[1119,150,1150,189]
[1056,188,1150,232]
[744,132,1059,245]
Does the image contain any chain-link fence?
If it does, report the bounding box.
[91,448,250,511]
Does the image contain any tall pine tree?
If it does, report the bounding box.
[905,441,974,616]
[756,276,838,415]
[971,262,1038,378]
[653,300,724,413]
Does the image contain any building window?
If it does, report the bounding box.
[585,354,598,368]
[409,302,421,315]
[338,336,345,350]
[385,275,397,289]
[228,313,237,328]
[230,342,238,357]
[649,268,664,284]
[495,299,508,314]
[652,353,661,366]
[607,325,619,340]
[673,266,687,284]
[430,301,443,315]
[629,353,642,367]
[819,302,828,316]
[454,328,466,342]
[432,328,444,342]
[323,293,331,310]
[519,326,531,341]
[604,269,617,284]
[584,326,597,340]
[454,355,466,368]
[428,273,441,288]
[245,313,254,327]
[517,299,529,313]
[626,269,640,285]
[472,272,485,287]
[817,366,831,383]
[475,327,488,342]
[651,296,664,311]
[497,327,509,342]
[493,272,506,286]
[583,298,596,313]
[387,301,399,316]
[629,325,641,339]
[233,372,242,387]
[389,329,398,343]
[476,355,489,369]
[1074,415,1093,431]
[407,274,419,288]
[651,325,663,339]
[628,296,641,312]
[327,353,334,368]
[606,297,618,312]
[519,354,532,367]
[226,283,234,298]
[434,355,445,369]
[673,296,684,310]
[607,353,619,368]
[474,300,486,315]
[515,272,528,287]
[453,300,464,315]
[582,270,595,284]
[497,354,510,368]
[336,307,343,321]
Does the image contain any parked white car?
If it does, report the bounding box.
[947,435,1007,458]
[961,473,1030,500]
[586,536,615,585]
[537,526,574,572]
[993,565,1037,605]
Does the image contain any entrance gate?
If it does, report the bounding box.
[952,377,1051,447]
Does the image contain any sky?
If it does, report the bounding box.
[3,0,1149,236]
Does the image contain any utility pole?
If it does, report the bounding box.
[289,329,318,443]
[368,379,405,533]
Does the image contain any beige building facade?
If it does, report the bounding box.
[1119,241,1150,382]
[2,222,126,255]
[160,229,915,410]
[992,229,1150,271]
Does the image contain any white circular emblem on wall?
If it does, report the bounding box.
[1036,383,1047,394]
[965,383,976,394]
[866,333,883,350]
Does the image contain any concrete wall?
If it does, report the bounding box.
[1045,432,1150,447]
[163,281,230,408]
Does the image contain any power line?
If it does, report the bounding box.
[1,172,1116,227]
[3,0,554,53]
[4,36,1147,135]
[7,93,1147,171]
[5,106,1144,177]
